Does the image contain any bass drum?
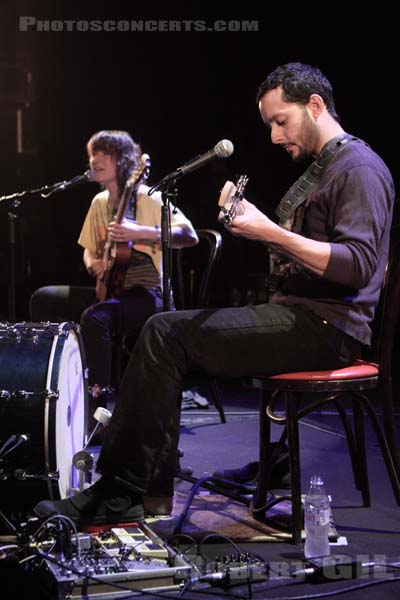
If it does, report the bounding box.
[0,322,87,515]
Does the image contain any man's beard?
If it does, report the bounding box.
[292,110,318,163]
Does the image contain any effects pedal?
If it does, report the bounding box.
[206,553,268,587]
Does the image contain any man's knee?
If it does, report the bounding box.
[80,304,99,328]
[143,310,182,337]
[80,302,117,337]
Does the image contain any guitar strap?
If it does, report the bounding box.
[265,133,361,293]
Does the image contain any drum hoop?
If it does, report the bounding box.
[44,333,60,475]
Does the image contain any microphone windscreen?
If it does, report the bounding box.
[215,139,234,159]
[84,169,96,181]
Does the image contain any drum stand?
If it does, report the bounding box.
[0,435,28,535]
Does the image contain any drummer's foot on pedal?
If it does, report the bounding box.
[33,476,144,526]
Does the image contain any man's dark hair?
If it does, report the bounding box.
[87,130,143,195]
[256,62,339,121]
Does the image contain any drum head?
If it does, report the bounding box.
[52,325,87,498]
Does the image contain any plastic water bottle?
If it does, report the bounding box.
[304,474,331,558]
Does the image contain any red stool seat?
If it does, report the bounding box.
[269,359,379,381]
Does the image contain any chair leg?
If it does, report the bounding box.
[352,399,371,506]
[285,391,302,545]
[362,395,400,505]
[208,377,226,423]
[252,389,272,510]
[381,380,400,481]
[334,399,363,491]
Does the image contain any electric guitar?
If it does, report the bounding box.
[96,153,151,301]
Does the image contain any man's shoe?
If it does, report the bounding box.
[33,477,144,526]
[212,443,290,490]
[213,462,259,488]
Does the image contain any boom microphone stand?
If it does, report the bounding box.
[148,178,179,312]
[0,189,40,322]
[147,139,234,310]
[0,171,94,321]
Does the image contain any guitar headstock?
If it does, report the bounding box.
[127,153,151,187]
[234,174,249,200]
[219,174,249,226]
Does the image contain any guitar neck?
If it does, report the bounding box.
[96,153,150,302]
[114,182,134,224]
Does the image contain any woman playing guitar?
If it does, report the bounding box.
[31,130,198,416]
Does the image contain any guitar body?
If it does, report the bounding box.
[96,242,133,301]
[95,154,151,301]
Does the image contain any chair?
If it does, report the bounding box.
[174,228,222,311]
[175,228,225,424]
[119,228,226,423]
[250,232,400,544]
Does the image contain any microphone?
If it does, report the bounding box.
[53,169,96,192]
[40,169,96,198]
[149,139,234,192]
[0,434,29,458]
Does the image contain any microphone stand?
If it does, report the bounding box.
[148,178,178,312]
[0,180,76,321]
[7,199,19,322]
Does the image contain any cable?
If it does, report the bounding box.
[19,554,41,565]
[0,544,19,552]
[179,572,226,597]
[29,514,81,556]
[166,532,198,555]
[198,533,243,555]
[196,534,244,576]
[167,532,198,546]
[374,561,400,569]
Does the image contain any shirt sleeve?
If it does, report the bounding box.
[324,165,393,288]
[77,195,109,256]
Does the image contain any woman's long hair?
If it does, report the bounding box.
[87,130,143,196]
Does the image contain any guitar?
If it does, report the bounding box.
[218,174,249,226]
[96,153,151,301]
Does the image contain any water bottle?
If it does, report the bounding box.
[304,474,331,558]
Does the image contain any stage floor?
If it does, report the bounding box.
[157,378,400,599]
[1,378,399,599]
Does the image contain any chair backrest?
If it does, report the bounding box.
[174,228,222,310]
[370,226,400,381]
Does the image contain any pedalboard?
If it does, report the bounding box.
[37,521,192,598]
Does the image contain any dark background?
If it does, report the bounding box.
[0,1,398,320]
